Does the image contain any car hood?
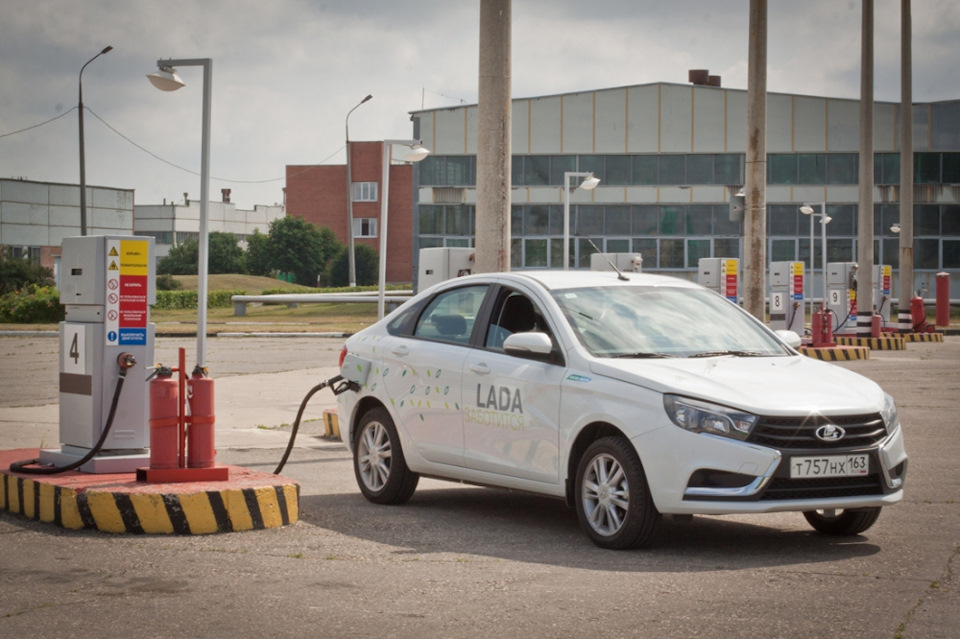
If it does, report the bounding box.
[588,355,884,415]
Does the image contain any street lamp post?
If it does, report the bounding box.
[78,45,113,236]
[800,203,831,318]
[147,58,213,368]
[378,140,430,319]
[345,95,373,288]
[562,172,600,270]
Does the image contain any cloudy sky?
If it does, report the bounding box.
[1,0,958,210]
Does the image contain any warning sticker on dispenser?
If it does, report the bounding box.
[105,239,149,346]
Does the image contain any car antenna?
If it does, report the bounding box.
[585,238,629,281]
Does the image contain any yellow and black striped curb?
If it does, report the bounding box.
[836,335,906,350]
[323,408,341,440]
[798,345,870,361]
[1,452,299,535]
[900,332,945,343]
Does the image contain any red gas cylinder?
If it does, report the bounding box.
[936,272,950,328]
[911,296,929,332]
[187,370,216,468]
[822,309,835,346]
[149,369,179,470]
[871,314,881,338]
[811,308,823,347]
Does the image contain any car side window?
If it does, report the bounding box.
[484,289,552,350]
[413,285,488,344]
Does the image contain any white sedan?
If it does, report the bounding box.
[336,270,907,549]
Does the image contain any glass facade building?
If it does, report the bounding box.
[410,84,960,298]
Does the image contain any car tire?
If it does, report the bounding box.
[353,407,419,505]
[803,507,882,535]
[575,436,660,549]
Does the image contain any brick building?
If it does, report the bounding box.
[285,140,417,284]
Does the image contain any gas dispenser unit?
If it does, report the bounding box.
[826,262,858,335]
[769,261,804,334]
[698,258,739,303]
[40,235,155,473]
[873,264,892,326]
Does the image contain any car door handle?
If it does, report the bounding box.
[468,362,490,375]
[390,345,409,357]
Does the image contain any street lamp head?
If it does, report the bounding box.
[402,145,431,163]
[362,94,373,103]
[579,175,600,190]
[800,204,815,216]
[147,66,185,92]
[100,46,114,55]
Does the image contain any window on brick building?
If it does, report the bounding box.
[354,218,378,238]
[353,182,378,202]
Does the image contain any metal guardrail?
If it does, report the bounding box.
[230,291,413,316]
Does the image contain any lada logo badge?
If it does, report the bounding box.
[815,424,846,442]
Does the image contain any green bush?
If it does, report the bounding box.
[153,289,244,310]
[156,273,183,290]
[0,285,65,323]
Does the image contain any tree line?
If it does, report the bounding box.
[157,216,378,287]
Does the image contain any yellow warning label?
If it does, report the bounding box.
[109,247,119,256]
[120,240,149,276]
[109,261,119,271]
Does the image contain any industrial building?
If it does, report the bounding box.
[407,78,959,297]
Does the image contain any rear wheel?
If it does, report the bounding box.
[575,436,660,549]
[353,407,418,504]
[803,507,882,535]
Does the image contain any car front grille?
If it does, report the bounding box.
[747,413,887,451]
[759,474,885,501]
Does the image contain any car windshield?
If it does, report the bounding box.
[551,284,790,358]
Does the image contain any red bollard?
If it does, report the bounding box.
[936,272,950,328]
[187,370,216,468]
[149,369,179,470]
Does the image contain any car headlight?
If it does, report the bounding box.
[663,395,759,441]
[881,392,899,433]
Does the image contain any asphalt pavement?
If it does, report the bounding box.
[0,332,958,639]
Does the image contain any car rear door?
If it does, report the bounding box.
[379,284,489,468]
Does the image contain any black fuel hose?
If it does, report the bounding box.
[9,366,129,475]
[274,374,357,475]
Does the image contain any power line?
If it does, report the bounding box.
[86,107,344,183]
[1,105,344,184]
[0,107,77,138]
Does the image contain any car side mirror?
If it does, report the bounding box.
[775,330,802,349]
[503,332,554,359]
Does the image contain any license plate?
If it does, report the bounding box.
[789,454,869,479]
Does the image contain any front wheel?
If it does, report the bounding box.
[353,407,419,504]
[575,436,660,549]
[803,507,882,535]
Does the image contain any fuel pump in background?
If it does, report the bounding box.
[698,258,739,303]
[39,235,155,473]
[873,264,892,327]
[769,261,804,334]
[826,262,858,335]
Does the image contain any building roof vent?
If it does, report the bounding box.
[688,69,709,85]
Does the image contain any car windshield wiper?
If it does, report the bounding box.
[612,351,676,359]
[687,350,768,358]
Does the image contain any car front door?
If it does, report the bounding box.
[461,287,565,484]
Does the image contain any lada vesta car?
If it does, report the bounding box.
[337,270,907,549]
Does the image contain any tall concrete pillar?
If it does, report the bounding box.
[475,0,512,273]
[743,0,767,321]
[857,0,875,336]
[898,0,915,330]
